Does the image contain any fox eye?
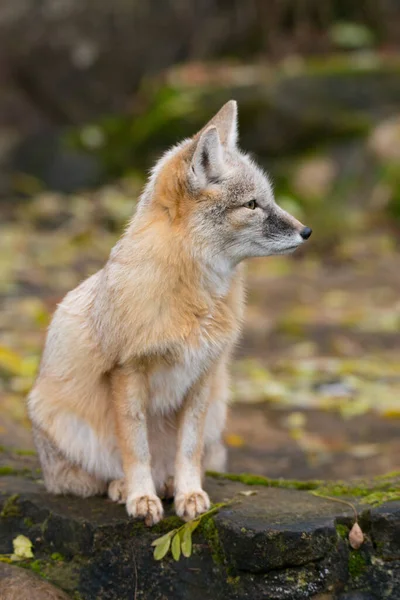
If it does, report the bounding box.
[244,199,258,210]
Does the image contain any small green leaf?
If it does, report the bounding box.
[171,533,181,561]
[153,536,171,561]
[181,526,192,558]
[151,529,176,547]
[190,519,201,532]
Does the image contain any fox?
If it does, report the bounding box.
[28,101,312,526]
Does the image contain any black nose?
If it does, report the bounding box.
[300,226,312,240]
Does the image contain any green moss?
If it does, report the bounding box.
[207,471,321,490]
[152,515,183,534]
[23,517,34,528]
[208,471,399,509]
[360,490,400,506]
[296,570,309,588]
[29,559,46,576]
[348,551,367,579]
[335,524,349,540]
[373,471,400,480]
[1,494,21,518]
[42,560,80,590]
[20,556,81,591]
[40,517,49,534]
[0,466,18,476]
[0,465,34,478]
[316,479,400,507]
[0,556,13,564]
[227,575,240,586]
[201,518,225,567]
[14,449,37,457]
[50,552,65,562]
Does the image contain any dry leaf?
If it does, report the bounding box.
[349,522,364,549]
[238,490,257,497]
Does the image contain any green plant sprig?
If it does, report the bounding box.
[151,503,227,561]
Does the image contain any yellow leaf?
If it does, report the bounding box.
[225,433,245,448]
[382,409,400,419]
[284,412,306,430]
[12,535,34,559]
[0,346,23,376]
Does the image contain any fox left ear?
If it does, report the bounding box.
[197,100,238,148]
[190,126,225,187]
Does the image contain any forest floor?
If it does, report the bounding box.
[0,189,399,481]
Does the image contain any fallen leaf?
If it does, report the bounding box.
[349,522,364,549]
[238,490,257,497]
[0,346,23,376]
[12,534,34,560]
[225,433,245,448]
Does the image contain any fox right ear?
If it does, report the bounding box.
[190,126,225,188]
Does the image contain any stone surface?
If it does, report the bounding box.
[0,562,71,599]
[0,457,399,600]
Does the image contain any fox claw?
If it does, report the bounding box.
[175,490,210,521]
[127,493,164,526]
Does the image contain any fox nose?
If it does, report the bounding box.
[300,226,312,240]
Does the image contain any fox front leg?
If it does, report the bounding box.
[111,367,163,526]
[174,374,212,521]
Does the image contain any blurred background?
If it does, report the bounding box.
[0,0,399,482]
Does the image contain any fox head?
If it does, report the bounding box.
[142,100,312,265]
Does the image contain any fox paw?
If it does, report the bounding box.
[126,493,164,526]
[175,490,210,521]
[108,478,127,504]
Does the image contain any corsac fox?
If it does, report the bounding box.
[28,101,312,525]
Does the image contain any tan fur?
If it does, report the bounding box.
[28,101,311,525]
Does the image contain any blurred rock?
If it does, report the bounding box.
[369,115,400,162]
[11,130,101,194]
[292,156,336,201]
[0,562,71,600]
[0,0,398,199]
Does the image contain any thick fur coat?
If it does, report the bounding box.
[28,101,311,525]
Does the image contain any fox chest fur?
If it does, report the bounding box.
[93,254,243,414]
[99,262,245,416]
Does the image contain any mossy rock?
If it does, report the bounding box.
[0,458,399,599]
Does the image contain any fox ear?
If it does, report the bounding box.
[190,126,225,187]
[198,100,238,148]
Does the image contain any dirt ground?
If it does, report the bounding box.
[0,193,399,482]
